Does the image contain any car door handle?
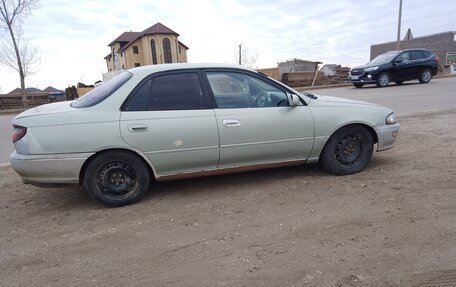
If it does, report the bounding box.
[128,124,148,132]
[223,119,241,127]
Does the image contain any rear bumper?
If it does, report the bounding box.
[9,151,93,184]
[374,123,400,151]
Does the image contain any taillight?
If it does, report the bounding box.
[436,57,440,63]
[12,125,27,143]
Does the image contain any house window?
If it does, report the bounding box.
[135,63,140,67]
[122,64,125,69]
[179,46,181,54]
[133,46,139,54]
[150,39,157,64]
[120,52,123,57]
[163,38,172,63]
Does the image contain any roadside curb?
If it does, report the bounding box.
[295,83,351,91]
[294,74,455,91]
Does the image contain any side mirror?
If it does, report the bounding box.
[393,59,403,64]
[289,94,301,107]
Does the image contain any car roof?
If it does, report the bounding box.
[128,63,256,78]
[386,48,433,53]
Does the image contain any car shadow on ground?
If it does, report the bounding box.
[13,156,390,209]
[350,81,424,89]
[145,163,327,201]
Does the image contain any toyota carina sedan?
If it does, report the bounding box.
[10,63,400,206]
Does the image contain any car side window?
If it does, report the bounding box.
[396,52,410,62]
[423,51,432,58]
[125,80,152,111]
[206,72,289,109]
[126,72,207,111]
[148,73,206,111]
[410,51,424,60]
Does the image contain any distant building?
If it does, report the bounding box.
[320,64,339,77]
[370,30,456,64]
[104,22,189,74]
[278,59,321,76]
[8,87,42,94]
[43,86,64,93]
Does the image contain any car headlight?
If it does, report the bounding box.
[386,112,397,125]
[365,66,379,72]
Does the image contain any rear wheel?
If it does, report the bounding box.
[376,73,390,87]
[418,69,432,83]
[353,83,364,88]
[83,151,150,207]
[320,125,374,175]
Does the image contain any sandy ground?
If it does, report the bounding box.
[1,111,455,287]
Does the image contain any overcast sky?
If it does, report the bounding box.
[0,0,455,93]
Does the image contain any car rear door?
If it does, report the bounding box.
[120,71,219,177]
[203,70,315,168]
[409,51,426,78]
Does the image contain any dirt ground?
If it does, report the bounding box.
[1,111,455,287]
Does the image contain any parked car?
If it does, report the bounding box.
[349,49,439,88]
[10,63,400,206]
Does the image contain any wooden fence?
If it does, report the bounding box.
[0,93,53,110]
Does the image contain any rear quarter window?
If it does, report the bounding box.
[423,51,433,58]
[71,72,133,108]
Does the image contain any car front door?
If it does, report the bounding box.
[203,70,315,168]
[391,51,412,80]
[120,71,219,177]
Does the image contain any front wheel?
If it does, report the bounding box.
[418,69,432,83]
[376,73,390,87]
[83,151,150,207]
[320,126,374,175]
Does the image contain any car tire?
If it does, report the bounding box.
[83,151,150,207]
[395,81,403,85]
[320,125,374,175]
[418,69,432,84]
[353,83,364,88]
[376,73,390,87]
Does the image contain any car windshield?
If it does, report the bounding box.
[367,52,400,65]
[71,71,133,108]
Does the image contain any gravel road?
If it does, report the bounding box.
[1,110,455,286]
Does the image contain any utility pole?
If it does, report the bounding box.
[396,0,403,50]
[238,43,242,65]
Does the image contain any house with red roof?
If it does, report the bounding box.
[104,22,189,73]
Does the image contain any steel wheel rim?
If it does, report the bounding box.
[97,161,138,200]
[379,74,389,86]
[335,135,363,165]
[422,70,431,82]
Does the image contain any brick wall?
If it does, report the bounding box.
[370,32,456,64]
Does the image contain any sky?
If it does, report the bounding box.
[0,0,455,93]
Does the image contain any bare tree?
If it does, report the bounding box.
[0,27,39,77]
[234,43,258,68]
[0,0,39,103]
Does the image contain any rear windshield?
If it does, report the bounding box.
[71,72,133,108]
[368,52,400,65]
